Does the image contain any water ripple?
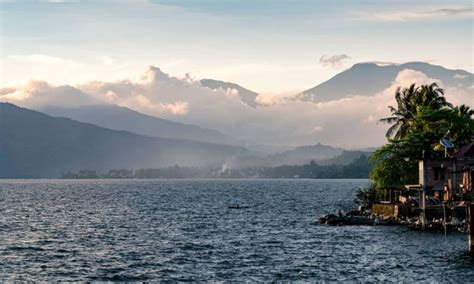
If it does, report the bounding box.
[0,179,472,281]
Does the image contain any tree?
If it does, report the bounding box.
[369,142,418,189]
[448,104,474,147]
[371,83,473,191]
[379,83,451,140]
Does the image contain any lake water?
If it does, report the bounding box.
[0,179,472,281]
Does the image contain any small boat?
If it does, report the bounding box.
[228,203,249,209]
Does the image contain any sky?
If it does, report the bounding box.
[0,0,472,93]
[0,0,472,148]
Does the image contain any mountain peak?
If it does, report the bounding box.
[301,61,473,103]
[350,62,379,69]
[200,79,259,108]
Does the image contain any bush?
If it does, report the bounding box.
[355,183,378,207]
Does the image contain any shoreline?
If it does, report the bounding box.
[0,177,371,181]
[317,208,467,234]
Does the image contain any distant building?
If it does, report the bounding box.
[417,142,474,204]
[374,142,474,218]
[454,142,474,195]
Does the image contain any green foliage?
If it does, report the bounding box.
[369,146,418,189]
[380,83,452,140]
[61,170,98,179]
[61,154,372,179]
[257,154,372,178]
[372,83,474,190]
[449,105,474,147]
[355,183,379,207]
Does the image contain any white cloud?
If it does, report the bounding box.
[39,0,79,2]
[2,53,140,88]
[0,80,98,108]
[160,101,189,115]
[1,66,471,148]
[454,73,469,80]
[255,93,290,106]
[97,56,116,66]
[444,85,474,108]
[393,69,441,87]
[354,6,473,22]
[8,54,80,66]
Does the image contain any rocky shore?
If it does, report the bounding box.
[316,207,466,233]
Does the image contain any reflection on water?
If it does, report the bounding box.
[0,179,472,281]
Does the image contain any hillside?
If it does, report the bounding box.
[232,143,344,167]
[300,62,473,102]
[40,104,238,145]
[0,103,247,178]
[318,150,373,165]
[201,79,259,107]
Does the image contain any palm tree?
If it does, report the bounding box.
[454,104,474,118]
[379,84,418,140]
[449,104,474,146]
[380,83,451,140]
[416,83,452,109]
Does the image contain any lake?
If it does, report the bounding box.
[0,179,472,281]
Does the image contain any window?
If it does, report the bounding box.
[434,167,445,181]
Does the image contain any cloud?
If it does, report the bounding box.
[354,6,473,22]
[2,53,140,88]
[0,80,98,108]
[444,85,474,108]
[255,93,290,106]
[160,101,189,115]
[1,66,471,148]
[319,54,351,68]
[393,69,441,87]
[454,73,468,80]
[437,8,473,16]
[97,56,116,66]
[361,61,399,66]
[369,68,473,131]
[39,0,80,2]
[8,54,80,66]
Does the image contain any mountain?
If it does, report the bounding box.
[40,104,238,145]
[263,143,344,166]
[0,103,248,178]
[234,143,344,167]
[201,79,259,107]
[318,150,372,166]
[300,62,473,102]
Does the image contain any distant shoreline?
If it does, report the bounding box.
[0,178,371,181]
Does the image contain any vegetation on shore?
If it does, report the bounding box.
[364,83,474,203]
[355,183,378,207]
[62,153,372,179]
[62,83,473,185]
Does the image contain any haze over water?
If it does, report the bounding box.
[1,179,472,281]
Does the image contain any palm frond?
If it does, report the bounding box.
[385,122,401,140]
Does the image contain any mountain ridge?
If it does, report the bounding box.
[0,103,248,178]
[300,61,473,102]
[40,104,239,145]
[200,79,259,107]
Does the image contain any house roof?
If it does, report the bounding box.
[453,142,474,158]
